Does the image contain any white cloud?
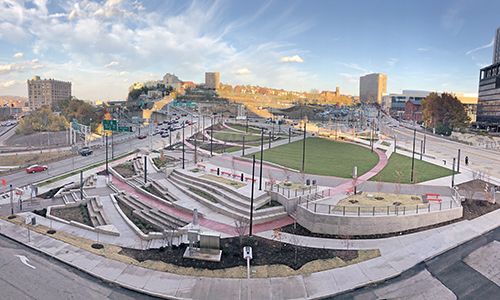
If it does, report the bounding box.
[387,58,399,67]
[0,80,16,88]
[13,52,24,59]
[280,55,304,63]
[0,0,314,99]
[0,64,14,74]
[235,68,251,75]
[104,61,119,68]
[417,47,429,52]
[466,38,494,55]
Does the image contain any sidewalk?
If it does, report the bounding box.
[1,206,498,299]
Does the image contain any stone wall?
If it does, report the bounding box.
[296,205,463,235]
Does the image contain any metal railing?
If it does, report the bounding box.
[265,182,324,198]
[300,198,461,216]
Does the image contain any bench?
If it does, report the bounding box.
[221,171,231,176]
[245,177,256,182]
[210,168,217,173]
[425,193,442,203]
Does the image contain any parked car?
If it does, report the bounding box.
[137,135,147,139]
[78,147,93,156]
[26,164,48,173]
[161,132,170,138]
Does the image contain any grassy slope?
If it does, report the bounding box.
[252,137,378,178]
[373,153,454,184]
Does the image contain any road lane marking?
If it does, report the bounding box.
[14,255,36,270]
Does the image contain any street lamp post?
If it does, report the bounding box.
[452,158,456,187]
[105,131,109,174]
[210,116,214,156]
[410,129,416,183]
[182,124,185,169]
[457,149,461,173]
[301,121,307,173]
[249,155,256,236]
[242,136,245,156]
[259,129,264,190]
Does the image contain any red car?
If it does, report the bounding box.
[26,164,48,173]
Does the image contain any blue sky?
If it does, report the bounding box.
[0,0,499,100]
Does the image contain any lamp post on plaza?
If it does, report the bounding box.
[301,120,307,173]
[259,128,264,190]
[249,155,256,236]
[410,129,416,183]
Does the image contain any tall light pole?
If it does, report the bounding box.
[182,124,185,169]
[301,121,307,173]
[249,155,256,236]
[259,128,264,190]
[210,116,214,156]
[457,149,461,173]
[410,128,416,183]
[452,158,456,187]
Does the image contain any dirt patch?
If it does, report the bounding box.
[120,236,359,270]
[0,151,74,167]
[3,216,379,278]
[114,162,135,178]
[339,192,422,207]
[462,199,500,220]
[281,199,500,239]
[50,204,93,227]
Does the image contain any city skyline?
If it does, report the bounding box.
[1,0,500,100]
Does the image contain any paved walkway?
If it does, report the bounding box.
[1,207,498,299]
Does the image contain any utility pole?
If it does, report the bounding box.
[182,124,185,169]
[420,140,423,160]
[268,131,272,149]
[288,127,291,143]
[202,115,205,142]
[302,121,307,173]
[194,131,198,164]
[457,149,461,173]
[410,129,416,183]
[249,155,256,236]
[111,131,114,159]
[259,129,264,190]
[423,131,427,153]
[246,118,249,133]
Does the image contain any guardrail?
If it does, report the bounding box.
[265,182,321,198]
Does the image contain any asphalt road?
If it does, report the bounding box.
[0,234,158,300]
[334,226,500,299]
[2,117,198,188]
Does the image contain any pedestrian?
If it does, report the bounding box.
[465,156,469,166]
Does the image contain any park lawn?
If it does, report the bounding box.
[213,131,266,143]
[226,123,262,134]
[373,153,454,184]
[251,137,379,178]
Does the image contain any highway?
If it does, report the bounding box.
[0,234,157,300]
[380,118,500,179]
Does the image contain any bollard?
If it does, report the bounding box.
[288,189,290,198]
[343,206,345,216]
[357,206,360,216]
[241,173,244,182]
[329,205,332,214]
[428,204,431,212]
[314,203,317,212]
[372,206,375,216]
[217,168,220,176]
[439,202,442,211]
[387,206,390,215]
[403,206,405,215]
[450,201,452,209]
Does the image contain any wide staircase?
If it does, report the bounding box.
[87,197,110,227]
[114,192,187,230]
[167,170,287,224]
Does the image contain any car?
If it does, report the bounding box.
[137,135,147,139]
[161,132,169,138]
[78,147,93,156]
[26,164,48,173]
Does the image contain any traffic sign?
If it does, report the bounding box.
[103,119,118,131]
[118,126,132,132]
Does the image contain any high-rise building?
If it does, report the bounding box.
[205,72,220,90]
[477,27,500,128]
[493,27,500,64]
[27,76,71,111]
[359,73,387,104]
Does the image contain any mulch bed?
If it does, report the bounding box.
[114,162,135,178]
[50,204,93,227]
[281,199,500,239]
[119,236,358,270]
[38,186,64,199]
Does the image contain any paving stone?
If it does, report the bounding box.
[303,270,339,299]
[270,276,307,300]
[114,265,153,290]
[89,258,128,281]
[143,271,182,297]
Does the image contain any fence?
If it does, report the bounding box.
[300,198,462,217]
[265,181,322,198]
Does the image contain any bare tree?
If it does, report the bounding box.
[394,169,403,195]
[234,217,249,245]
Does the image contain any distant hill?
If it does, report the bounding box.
[0,95,27,107]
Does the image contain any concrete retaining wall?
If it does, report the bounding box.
[296,205,463,236]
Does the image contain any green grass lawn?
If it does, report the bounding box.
[251,137,378,178]
[226,123,262,134]
[372,153,454,184]
[213,131,267,143]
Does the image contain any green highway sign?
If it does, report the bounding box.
[118,126,132,132]
[102,119,118,131]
